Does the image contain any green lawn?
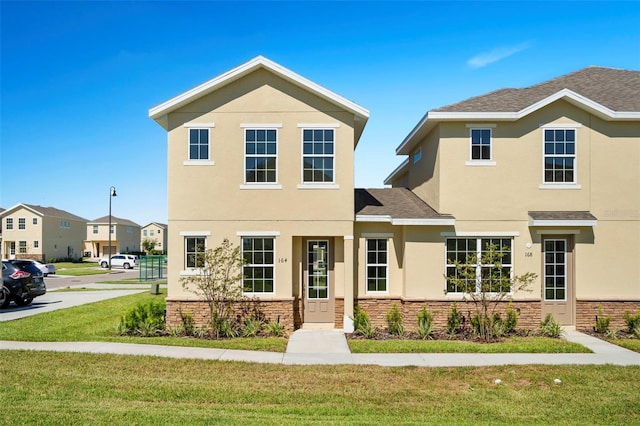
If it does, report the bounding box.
[54,261,107,276]
[0,352,638,425]
[611,339,640,353]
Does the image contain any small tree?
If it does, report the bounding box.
[142,238,157,254]
[179,238,245,337]
[445,243,536,340]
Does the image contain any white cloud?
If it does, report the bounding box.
[467,42,531,68]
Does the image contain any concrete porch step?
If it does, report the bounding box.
[286,329,351,354]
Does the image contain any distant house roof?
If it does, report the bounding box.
[355,188,455,225]
[148,55,369,142]
[528,211,598,227]
[89,216,141,228]
[2,203,87,222]
[143,222,167,229]
[396,66,640,155]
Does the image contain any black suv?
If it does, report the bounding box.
[1,260,47,308]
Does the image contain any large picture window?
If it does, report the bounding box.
[245,129,277,183]
[366,239,388,293]
[302,129,334,183]
[446,237,512,293]
[189,128,209,160]
[544,129,576,183]
[242,237,275,293]
[185,236,206,268]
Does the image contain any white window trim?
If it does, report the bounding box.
[541,127,578,186]
[183,235,207,271]
[297,123,340,128]
[236,231,280,237]
[18,217,26,230]
[365,238,389,294]
[183,122,215,128]
[243,128,279,186]
[241,236,276,296]
[187,127,212,163]
[179,231,211,237]
[361,233,394,238]
[467,126,495,164]
[444,236,514,295]
[300,128,336,185]
[240,123,282,128]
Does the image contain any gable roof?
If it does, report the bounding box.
[89,216,141,228]
[2,203,87,222]
[148,55,369,140]
[397,66,640,155]
[142,222,167,229]
[355,188,455,225]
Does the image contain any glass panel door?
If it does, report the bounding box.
[307,240,328,300]
[544,239,566,301]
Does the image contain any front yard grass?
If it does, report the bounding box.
[610,338,640,353]
[0,351,638,425]
[54,262,107,276]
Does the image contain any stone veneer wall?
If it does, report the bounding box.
[356,298,543,331]
[165,299,298,333]
[334,298,344,329]
[576,301,640,330]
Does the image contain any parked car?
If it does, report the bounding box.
[1,260,47,308]
[98,254,138,269]
[32,259,56,277]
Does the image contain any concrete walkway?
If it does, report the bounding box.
[1,329,639,367]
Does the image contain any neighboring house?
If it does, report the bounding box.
[0,207,4,247]
[150,56,369,331]
[84,216,142,258]
[151,57,639,333]
[1,203,87,261]
[141,222,168,254]
[383,66,640,329]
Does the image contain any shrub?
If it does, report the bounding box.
[416,307,434,340]
[540,314,562,338]
[118,299,166,336]
[624,311,640,335]
[446,302,462,336]
[594,306,611,335]
[504,302,518,333]
[386,304,404,336]
[353,306,370,333]
[266,320,285,337]
[242,316,263,337]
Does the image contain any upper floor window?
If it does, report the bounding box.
[302,129,334,183]
[366,239,388,293]
[189,128,209,160]
[110,225,114,234]
[150,230,155,236]
[470,129,491,161]
[127,226,133,233]
[60,220,70,229]
[544,129,576,184]
[93,225,98,234]
[412,147,422,164]
[245,129,277,184]
[33,218,38,225]
[6,218,13,230]
[18,218,26,230]
[157,229,161,234]
[143,230,147,237]
[185,236,206,269]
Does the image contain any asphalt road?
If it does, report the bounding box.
[44,268,140,290]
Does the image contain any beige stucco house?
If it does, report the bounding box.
[141,222,168,254]
[1,203,87,261]
[151,58,639,332]
[84,216,142,258]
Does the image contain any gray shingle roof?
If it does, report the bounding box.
[529,211,597,221]
[90,215,141,228]
[435,67,640,113]
[355,188,454,220]
[23,204,88,222]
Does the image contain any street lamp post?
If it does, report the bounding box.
[108,186,117,270]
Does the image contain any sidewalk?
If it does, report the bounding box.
[1,329,639,367]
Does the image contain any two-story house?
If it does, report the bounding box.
[83,216,142,258]
[150,56,369,331]
[382,66,639,329]
[1,203,87,261]
[141,222,168,254]
[152,57,639,333]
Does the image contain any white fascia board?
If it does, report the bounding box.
[383,157,409,185]
[391,218,456,226]
[149,56,369,126]
[3,203,40,217]
[355,215,392,223]
[395,112,430,155]
[528,218,598,227]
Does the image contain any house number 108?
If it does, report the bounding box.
[524,252,533,257]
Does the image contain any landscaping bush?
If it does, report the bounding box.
[117,299,166,336]
[242,316,263,337]
[594,306,611,335]
[624,311,640,337]
[504,302,519,333]
[446,302,462,336]
[353,306,376,338]
[540,314,562,338]
[416,307,434,340]
[266,320,285,337]
[386,304,404,336]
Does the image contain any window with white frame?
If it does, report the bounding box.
[185,236,206,268]
[544,129,576,183]
[143,230,147,237]
[366,239,388,292]
[302,129,334,183]
[109,225,114,234]
[127,226,132,233]
[19,241,27,254]
[189,128,209,160]
[470,128,492,161]
[150,230,154,236]
[242,237,275,293]
[93,225,98,234]
[445,237,512,293]
[18,218,26,230]
[34,241,39,249]
[33,218,38,225]
[245,129,277,183]
[60,220,70,229]
[6,218,13,230]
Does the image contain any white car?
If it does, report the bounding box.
[98,254,138,269]
[33,260,56,277]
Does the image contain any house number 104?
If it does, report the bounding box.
[278,258,288,263]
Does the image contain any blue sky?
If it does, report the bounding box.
[2,1,639,226]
